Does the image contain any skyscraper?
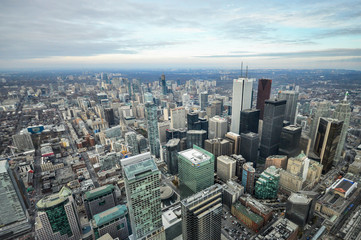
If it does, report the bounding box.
[125,131,140,155]
[35,187,81,240]
[255,166,280,199]
[217,155,236,182]
[178,145,214,198]
[285,193,313,227]
[161,74,167,95]
[256,79,272,120]
[186,130,207,149]
[313,117,343,173]
[209,115,228,139]
[278,125,302,158]
[181,184,223,240]
[242,162,256,194]
[121,153,164,239]
[278,90,299,125]
[104,108,115,126]
[0,160,31,240]
[165,138,180,175]
[199,92,208,111]
[231,77,253,133]
[240,132,259,168]
[240,109,260,134]
[145,102,160,158]
[83,184,117,219]
[170,107,186,129]
[333,97,351,162]
[309,101,331,149]
[260,99,286,162]
[225,132,241,155]
[187,112,199,130]
[204,138,231,169]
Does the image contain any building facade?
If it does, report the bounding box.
[240,109,260,134]
[242,162,256,194]
[145,103,160,158]
[256,79,272,120]
[240,132,259,168]
[278,90,299,125]
[83,184,117,219]
[217,155,236,182]
[209,116,228,139]
[255,166,280,199]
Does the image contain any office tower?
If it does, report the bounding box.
[158,121,170,144]
[256,79,272,120]
[104,108,115,126]
[121,153,164,240]
[265,155,288,170]
[209,116,228,139]
[91,205,130,240]
[35,187,81,240]
[166,128,187,142]
[199,92,208,111]
[165,138,180,175]
[285,193,313,227]
[144,92,153,103]
[333,97,351,162]
[225,132,241,155]
[178,145,214,198]
[278,90,299,124]
[125,132,140,155]
[204,138,231,169]
[255,166,280,199]
[231,77,253,133]
[309,101,331,148]
[242,162,255,194]
[83,184,117,219]
[206,105,216,118]
[231,154,246,181]
[313,117,343,173]
[240,132,259,168]
[161,74,167,95]
[170,107,186,129]
[217,155,236,182]
[137,134,147,152]
[222,180,244,209]
[12,132,34,151]
[279,125,302,158]
[0,160,31,239]
[187,112,199,130]
[186,130,207,149]
[145,102,160,158]
[212,100,222,116]
[181,184,223,240]
[299,134,311,156]
[260,99,286,161]
[240,109,260,134]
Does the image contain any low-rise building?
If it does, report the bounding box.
[231,202,263,232]
[254,217,298,240]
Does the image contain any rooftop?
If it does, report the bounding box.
[233,202,263,224]
[334,178,355,193]
[36,186,72,209]
[121,152,158,180]
[84,184,114,200]
[179,148,211,165]
[93,205,128,227]
[289,193,311,205]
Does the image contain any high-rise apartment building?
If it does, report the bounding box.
[313,117,343,173]
[278,90,299,125]
[260,99,286,161]
[231,77,253,133]
[240,132,259,168]
[256,79,272,120]
[83,184,117,219]
[181,184,223,240]
[333,98,351,162]
[279,125,301,158]
[170,107,186,129]
[0,160,31,240]
[242,162,256,194]
[209,116,228,139]
[255,166,280,199]
[35,187,81,240]
[165,138,180,175]
[121,153,164,240]
[178,145,214,198]
[199,92,208,111]
[145,103,160,158]
[217,155,236,182]
[240,109,260,134]
[125,132,140,155]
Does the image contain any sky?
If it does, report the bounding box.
[1,0,361,70]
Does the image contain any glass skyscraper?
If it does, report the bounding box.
[145,102,160,158]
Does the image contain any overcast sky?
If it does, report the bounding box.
[1,0,361,70]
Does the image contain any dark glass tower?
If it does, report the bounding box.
[240,132,259,168]
[260,99,286,162]
[240,109,260,134]
[279,125,302,158]
[165,138,180,175]
[256,79,272,120]
[161,74,167,95]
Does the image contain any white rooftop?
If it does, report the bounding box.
[179,148,210,164]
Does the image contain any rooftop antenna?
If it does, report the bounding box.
[246,65,248,78]
[240,61,243,77]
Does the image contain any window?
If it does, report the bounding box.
[98,200,106,206]
[117,223,125,230]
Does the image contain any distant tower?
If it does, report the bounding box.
[278,90,299,125]
[0,160,31,239]
[145,102,160,158]
[256,79,272,120]
[240,109,260,134]
[333,95,351,163]
[178,145,214,198]
[121,153,165,239]
[231,78,253,133]
[161,74,167,95]
[170,107,186,129]
[199,92,208,111]
[260,99,286,162]
[313,117,343,173]
[309,101,331,149]
[181,184,223,240]
[209,116,228,139]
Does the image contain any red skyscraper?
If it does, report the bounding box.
[256,79,272,120]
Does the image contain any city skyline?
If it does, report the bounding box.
[1,0,361,70]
